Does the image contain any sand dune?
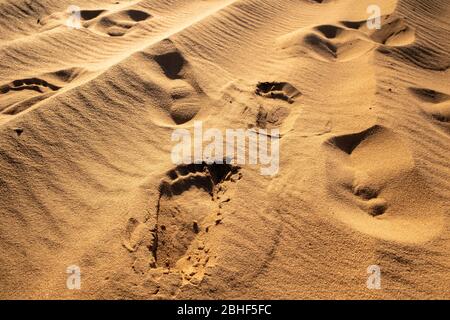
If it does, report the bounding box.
[0,0,449,299]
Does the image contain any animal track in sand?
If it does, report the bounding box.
[40,6,151,37]
[410,87,450,123]
[0,68,82,116]
[324,125,444,243]
[278,16,415,62]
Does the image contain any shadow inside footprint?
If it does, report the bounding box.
[84,8,151,37]
[410,88,450,104]
[369,17,415,46]
[278,24,376,62]
[327,125,380,155]
[80,10,105,21]
[324,125,444,242]
[255,82,301,104]
[410,87,450,123]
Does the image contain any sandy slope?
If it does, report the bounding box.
[0,0,449,299]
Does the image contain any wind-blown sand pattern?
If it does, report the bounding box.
[0,0,449,299]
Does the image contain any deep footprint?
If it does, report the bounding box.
[255,82,301,104]
[0,68,83,116]
[155,163,241,269]
[326,125,392,217]
[410,87,450,122]
[278,16,415,63]
[0,78,60,115]
[40,7,151,37]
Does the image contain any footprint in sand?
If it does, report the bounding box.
[86,9,151,37]
[255,82,301,104]
[152,43,205,125]
[341,15,416,47]
[0,68,83,116]
[123,163,241,284]
[130,39,209,126]
[251,81,301,130]
[156,163,241,270]
[326,126,394,217]
[410,87,450,124]
[40,6,151,37]
[278,15,415,62]
[324,125,445,243]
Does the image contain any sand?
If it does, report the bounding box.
[0,0,449,299]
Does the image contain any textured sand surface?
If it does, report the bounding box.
[0,0,449,299]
